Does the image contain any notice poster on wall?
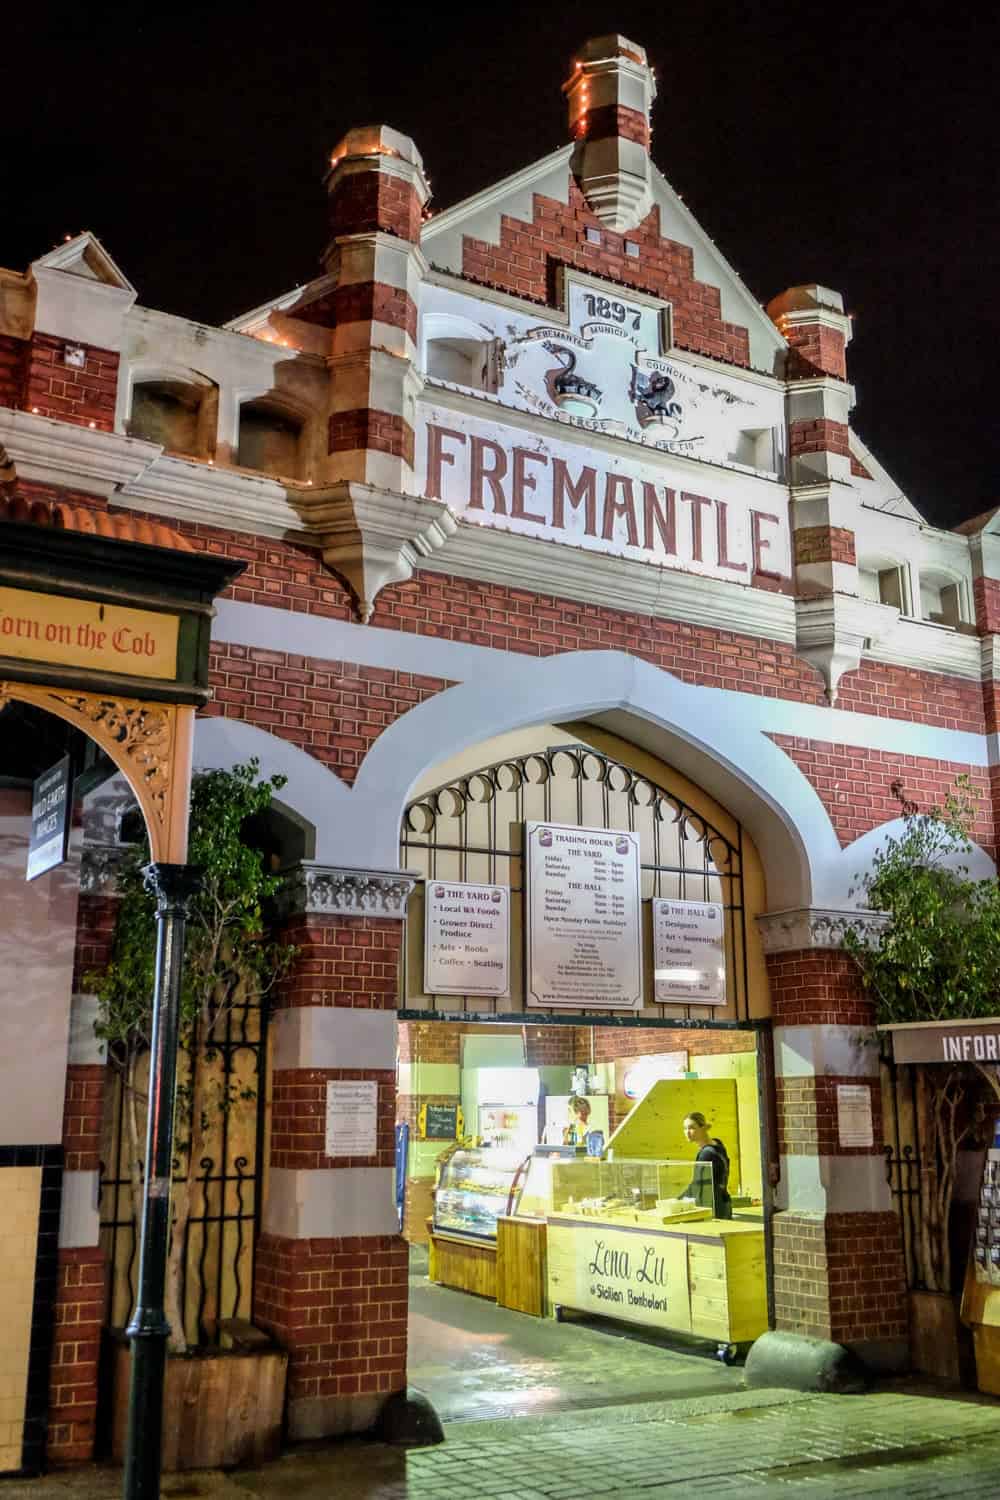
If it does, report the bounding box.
[325,1081,378,1158]
[652,899,726,1004]
[526,821,642,1010]
[836,1084,874,1149]
[424,881,510,996]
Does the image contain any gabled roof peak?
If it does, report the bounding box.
[30,231,135,294]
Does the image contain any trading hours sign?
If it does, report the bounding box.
[526,821,642,1010]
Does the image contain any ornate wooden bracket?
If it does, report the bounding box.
[0,681,194,862]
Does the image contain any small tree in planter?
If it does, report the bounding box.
[92,758,296,1353]
[845,776,1000,1293]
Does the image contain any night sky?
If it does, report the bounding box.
[6,2,997,529]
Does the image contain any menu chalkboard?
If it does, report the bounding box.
[422,1103,460,1140]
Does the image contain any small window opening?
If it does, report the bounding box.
[237,402,304,479]
[426,337,492,391]
[128,379,216,459]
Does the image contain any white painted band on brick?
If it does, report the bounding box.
[59,1170,101,1249]
[397,1062,461,1096]
[271,1007,398,1072]
[68,994,106,1066]
[195,642,989,916]
[774,1024,880,1080]
[211,597,990,768]
[262,1166,399,1239]
[776,1153,891,1215]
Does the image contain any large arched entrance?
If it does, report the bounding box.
[395,718,776,1419]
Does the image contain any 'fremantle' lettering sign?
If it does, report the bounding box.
[417,404,790,586]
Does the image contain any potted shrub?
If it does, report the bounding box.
[91,759,297,1468]
[845,777,999,1380]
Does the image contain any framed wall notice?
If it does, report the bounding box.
[325,1081,378,1158]
[526,821,642,1010]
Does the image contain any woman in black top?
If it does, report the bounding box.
[683,1112,733,1219]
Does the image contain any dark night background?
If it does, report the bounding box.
[4,2,997,528]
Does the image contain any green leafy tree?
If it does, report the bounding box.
[845,776,1000,1024]
[92,759,296,1351]
[845,776,998,1290]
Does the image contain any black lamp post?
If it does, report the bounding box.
[122,862,201,1500]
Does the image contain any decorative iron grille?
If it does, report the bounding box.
[99,990,266,1347]
[881,1045,927,1289]
[400,741,750,1017]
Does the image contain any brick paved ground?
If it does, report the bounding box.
[8,1382,1000,1499]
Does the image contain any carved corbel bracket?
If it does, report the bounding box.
[302,481,456,622]
[276,861,418,919]
[794,594,897,704]
[757,905,890,954]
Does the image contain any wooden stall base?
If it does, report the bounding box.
[427,1220,497,1299]
[496,1216,548,1317]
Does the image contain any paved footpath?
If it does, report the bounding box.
[8,1381,1000,1499]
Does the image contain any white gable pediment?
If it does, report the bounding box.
[30,232,137,351]
[31,231,136,294]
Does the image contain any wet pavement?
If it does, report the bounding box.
[405,1245,744,1421]
[8,1250,1000,1496]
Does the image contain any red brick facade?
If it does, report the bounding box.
[271,1068,397,1170]
[769,736,992,849]
[327,408,415,466]
[254,1234,407,1414]
[46,1248,105,1465]
[60,1065,104,1172]
[327,171,421,243]
[793,526,857,567]
[276,916,403,1010]
[772,1212,907,1346]
[784,326,848,381]
[23,333,119,431]
[458,183,752,368]
[776,1075,884,1158]
[788,417,851,458]
[205,642,450,785]
[765,950,872,1029]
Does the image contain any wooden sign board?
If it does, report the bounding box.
[0,585,179,681]
[547,1217,691,1332]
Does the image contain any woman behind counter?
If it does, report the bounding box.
[683,1111,733,1219]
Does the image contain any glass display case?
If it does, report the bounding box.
[433,1147,526,1240]
[532,1155,715,1227]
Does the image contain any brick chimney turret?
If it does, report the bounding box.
[564,35,656,233]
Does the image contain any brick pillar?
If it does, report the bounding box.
[322,125,427,494]
[563,34,657,231]
[47,886,116,1464]
[767,285,892,702]
[253,865,416,1440]
[758,911,907,1372]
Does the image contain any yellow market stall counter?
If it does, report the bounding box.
[546,1212,767,1358]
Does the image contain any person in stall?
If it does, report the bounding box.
[563,1093,592,1145]
[682,1111,733,1219]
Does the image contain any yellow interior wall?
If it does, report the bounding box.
[0,1166,41,1470]
[688,1051,762,1198]
[608,1078,741,1196]
[406,721,772,1020]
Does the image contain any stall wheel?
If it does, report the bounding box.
[716,1342,739,1365]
